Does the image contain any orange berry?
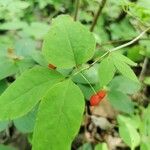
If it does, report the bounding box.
[90,94,101,106]
[97,90,106,99]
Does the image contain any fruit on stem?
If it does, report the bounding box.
[90,90,106,106]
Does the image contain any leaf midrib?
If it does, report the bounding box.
[0,78,61,110]
[61,22,77,66]
[52,80,72,144]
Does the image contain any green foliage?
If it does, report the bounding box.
[127,46,144,62]
[140,106,150,137]
[112,53,139,83]
[123,0,150,25]
[0,0,30,20]
[32,80,84,150]
[116,105,150,150]
[78,143,92,150]
[0,21,27,30]
[78,83,97,100]
[0,121,9,132]
[139,106,150,150]
[108,90,134,114]
[0,56,18,80]
[14,106,37,133]
[111,52,137,67]
[144,77,150,85]
[109,76,141,94]
[140,40,150,58]
[0,66,64,120]
[117,115,141,150]
[95,143,108,150]
[0,0,149,149]
[99,56,115,87]
[73,65,99,84]
[20,22,49,39]
[110,19,137,40]
[0,38,48,79]
[0,145,16,150]
[0,80,8,95]
[42,15,96,68]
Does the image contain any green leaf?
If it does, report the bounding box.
[110,19,137,40]
[78,143,92,150]
[112,52,137,66]
[144,77,150,85]
[0,80,8,95]
[42,15,96,68]
[0,56,18,80]
[117,115,141,150]
[31,51,48,67]
[140,105,150,136]
[21,22,49,39]
[77,84,95,100]
[95,143,108,150]
[16,58,35,73]
[32,79,85,150]
[108,90,134,114]
[140,137,150,150]
[0,121,9,132]
[77,83,100,100]
[14,106,37,133]
[113,59,138,83]
[117,115,140,129]
[73,64,99,84]
[0,21,27,30]
[99,56,115,87]
[0,66,64,121]
[109,76,141,94]
[15,38,36,57]
[127,46,144,62]
[0,145,16,150]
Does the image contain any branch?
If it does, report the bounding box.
[72,27,150,77]
[110,27,150,52]
[90,0,107,32]
[99,38,150,47]
[74,0,80,21]
[139,57,149,82]
[80,72,97,94]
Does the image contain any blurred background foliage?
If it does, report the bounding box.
[0,0,150,150]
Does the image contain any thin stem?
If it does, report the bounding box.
[74,0,80,21]
[122,5,150,28]
[72,51,110,77]
[72,27,150,77]
[99,38,150,47]
[80,72,97,94]
[90,0,107,32]
[89,51,110,67]
[131,147,135,150]
[139,57,149,82]
[109,27,150,52]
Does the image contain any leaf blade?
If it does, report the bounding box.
[99,57,116,87]
[112,52,137,66]
[42,15,96,68]
[32,79,85,150]
[117,115,141,149]
[113,59,139,83]
[108,90,134,114]
[0,66,64,120]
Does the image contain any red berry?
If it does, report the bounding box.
[89,90,106,106]
[97,90,106,99]
[90,94,101,106]
[48,64,56,70]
